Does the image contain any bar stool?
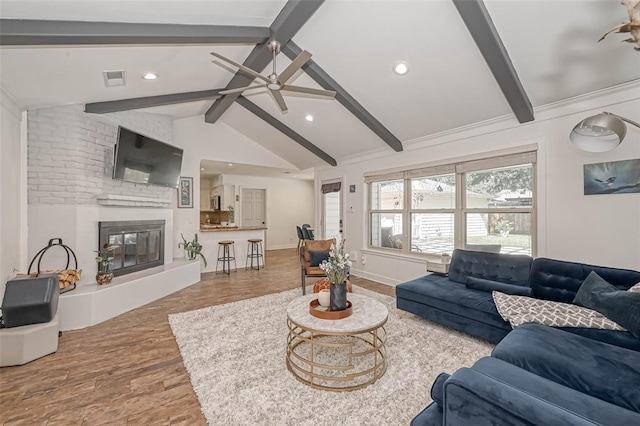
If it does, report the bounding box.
[216,240,237,274]
[245,239,264,270]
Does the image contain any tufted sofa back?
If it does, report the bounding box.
[530,258,640,303]
[448,249,533,287]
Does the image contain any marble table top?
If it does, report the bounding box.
[287,293,388,334]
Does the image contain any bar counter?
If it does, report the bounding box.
[198,226,266,272]
[200,225,267,232]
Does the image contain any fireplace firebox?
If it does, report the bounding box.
[98,220,165,277]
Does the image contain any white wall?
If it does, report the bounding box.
[172,116,305,251]
[220,174,314,249]
[316,82,640,285]
[0,87,27,303]
[26,105,175,285]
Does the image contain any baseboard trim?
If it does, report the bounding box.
[350,268,399,287]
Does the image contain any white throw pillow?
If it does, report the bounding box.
[628,282,640,293]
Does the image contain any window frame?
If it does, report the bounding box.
[366,151,537,257]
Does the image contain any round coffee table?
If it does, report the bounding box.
[286,293,388,392]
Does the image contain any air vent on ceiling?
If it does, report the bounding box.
[103,70,126,87]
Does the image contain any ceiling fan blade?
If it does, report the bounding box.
[210,51,269,83]
[281,85,336,98]
[277,50,312,84]
[270,90,288,113]
[220,84,267,95]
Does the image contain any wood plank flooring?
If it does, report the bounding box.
[0,249,394,425]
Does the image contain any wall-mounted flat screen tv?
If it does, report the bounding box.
[113,126,184,188]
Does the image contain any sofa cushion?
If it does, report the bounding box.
[430,372,449,407]
[466,277,533,296]
[308,250,329,267]
[396,276,511,331]
[448,249,532,287]
[492,323,640,413]
[558,327,640,352]
[573,271,640,338]
[530,257,640,303]
[458,357,640,426]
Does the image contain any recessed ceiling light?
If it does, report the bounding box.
[142,72,158,80]
[392,62,409,76]
[228,163,233,167]
[305,114,314,122]
[201,168,205,171]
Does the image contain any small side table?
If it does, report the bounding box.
[426,259,450,276]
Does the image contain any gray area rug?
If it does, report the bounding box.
[168,286,493,425]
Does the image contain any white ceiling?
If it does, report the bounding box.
[2,0,639,171]
[200,159,313,181]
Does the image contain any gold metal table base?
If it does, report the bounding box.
[286,318,387,392]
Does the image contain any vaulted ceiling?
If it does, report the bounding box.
[1,0,639,170]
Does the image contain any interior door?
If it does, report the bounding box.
[242,188,266,227]
[321,180,342,239]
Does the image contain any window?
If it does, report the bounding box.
[366,152,536,256]
[369,179,404,249]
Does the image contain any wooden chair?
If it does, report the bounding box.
[296,226,305,250]
[300,239,333,295]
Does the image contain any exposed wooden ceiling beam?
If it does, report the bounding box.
[0,19,269,45]
[84,90,223,114]
[204,0,325,124]
[236,96,337,167]
[281,41,404,152]
[451,0,534,123]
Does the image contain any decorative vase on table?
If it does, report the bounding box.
[319,234,352,312]
[95,243,118,285]
[96,270,114,285]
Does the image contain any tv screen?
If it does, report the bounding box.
[113,126,183,188]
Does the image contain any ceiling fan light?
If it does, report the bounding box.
[393,62,409,75]
[570,113,627,152]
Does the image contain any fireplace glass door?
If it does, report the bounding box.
[99,220,165,277]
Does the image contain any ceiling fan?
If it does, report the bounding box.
[210,41,336,113]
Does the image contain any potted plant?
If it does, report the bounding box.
[95,243,119,285]
[227,205,235,226]
[178,233,207,267]
[319,234,352,311]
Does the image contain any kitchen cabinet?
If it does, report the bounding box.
[200,178,211,210]
[211,185,235,210]
[200,189,211,210]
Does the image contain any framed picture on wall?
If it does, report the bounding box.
[178,177,194,208]
[583,159,640,195]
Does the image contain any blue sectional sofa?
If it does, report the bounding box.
[396,249,640,425]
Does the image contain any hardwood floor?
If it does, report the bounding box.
[0,249,394,425]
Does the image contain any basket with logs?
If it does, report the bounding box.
[20,238,82,293]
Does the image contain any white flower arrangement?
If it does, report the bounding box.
[319,234,352,285]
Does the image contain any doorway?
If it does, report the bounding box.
[242,188,266,228]
[321,180,342,240]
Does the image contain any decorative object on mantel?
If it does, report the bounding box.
[319,234,352,311]
[25,238,81,293]
[178,177,193,208]
[95,243,118,285]
[583,159,640,195]
[227,205,235,226]
[178,233,207,267]
[570,111,640,152]
[599,0,640,51]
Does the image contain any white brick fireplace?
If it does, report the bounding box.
[27,105,200,331]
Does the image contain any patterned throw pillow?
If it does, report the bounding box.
[629,282,640,293]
